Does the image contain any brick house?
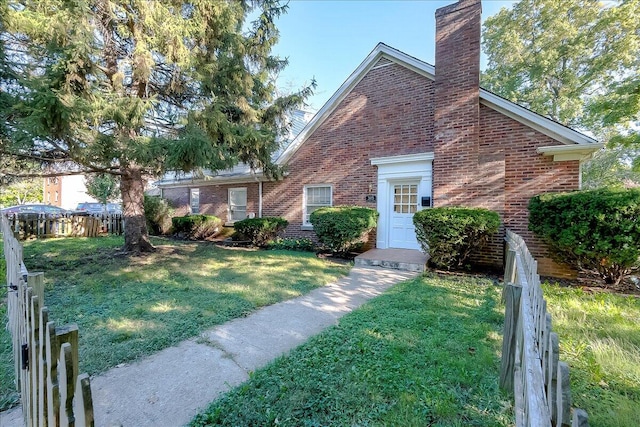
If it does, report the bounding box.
[158,0,602,277]
[43,175,100,211]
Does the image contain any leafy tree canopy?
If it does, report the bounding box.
[0,177,43,207]
[482,0,639,176]
[582,145,640,189]
[0,0,313,251]
[85,173,120,204]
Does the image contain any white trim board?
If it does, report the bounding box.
[371,153,432,250]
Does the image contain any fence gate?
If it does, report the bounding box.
[2,214,95,426]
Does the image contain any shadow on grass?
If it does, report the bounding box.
[11,237,350,377]
[191,272,513,427]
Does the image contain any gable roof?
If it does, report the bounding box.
[276,43,600,166]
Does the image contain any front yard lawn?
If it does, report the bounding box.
[543,284,640,427]
[191,273,514,427]
[0,236,350,411]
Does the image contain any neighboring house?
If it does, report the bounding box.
[159,0,602,277]
[43,175,100,211]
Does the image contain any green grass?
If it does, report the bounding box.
[191,273,513,427]
[0,235,350,411]
[543,284,640,427]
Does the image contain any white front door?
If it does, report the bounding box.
[389,182,420,250]
[371,152,433,251]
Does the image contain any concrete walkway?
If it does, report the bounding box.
[0,265,418,427]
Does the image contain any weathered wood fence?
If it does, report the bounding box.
[500,229,588,427]
[6,213,124,240]
[2,214,94,426]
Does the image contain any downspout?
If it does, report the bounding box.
[259,181,263,218]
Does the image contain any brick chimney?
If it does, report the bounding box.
[433,0,482,206]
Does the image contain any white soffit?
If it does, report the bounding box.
[537,143,605,161]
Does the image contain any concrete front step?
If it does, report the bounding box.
[355,248,428,273]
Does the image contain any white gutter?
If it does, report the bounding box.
[258,181,263,218]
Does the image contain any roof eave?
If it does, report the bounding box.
[537,143,605,161]
[276,43,598,167]
[479,90,598,146]
[156,172,269,188]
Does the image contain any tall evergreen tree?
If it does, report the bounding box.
[482,0,639,176]
[0,0,312,252]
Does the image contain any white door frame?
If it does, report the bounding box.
[370,153,433,250]
[388,179,421,250]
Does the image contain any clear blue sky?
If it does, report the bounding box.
[268,0,517,111]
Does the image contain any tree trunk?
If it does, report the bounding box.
[120,166,155,253]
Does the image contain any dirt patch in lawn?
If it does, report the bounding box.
[543,273,640,297]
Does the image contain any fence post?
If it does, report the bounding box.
[572,408,589,427]
[74,373,95,426]
[38,306,50,426]
[557,361,572,426]
[504,249,517,287]
[27,273,44,427]
[547,332,560,424]
[500,282,522,392]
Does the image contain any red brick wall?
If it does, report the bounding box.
[160,58,581,278]
[263,62,435,239]
[162,187,190,216]
[433,0,482,207]
[469,105,579,276]
[43,177,62,206]
[428,0,578,276]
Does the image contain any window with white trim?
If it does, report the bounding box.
[228,187,247,222]
[393,184,418,214]
[190,188,200,214]
[304,185,332,225]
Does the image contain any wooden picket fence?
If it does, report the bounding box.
[2,214,94,426]
[6,213,124,240]
[500,229,588,427]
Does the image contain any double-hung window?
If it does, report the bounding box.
[304,185,332,226]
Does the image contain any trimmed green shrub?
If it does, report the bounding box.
[171,215,222,240]
[144,195,174,235]
[529,188,640,285]
[310,206,378,254]
[233,217,288,247]
[413,207,501,270]
[267,237,316,252]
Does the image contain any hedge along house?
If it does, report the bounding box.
[158,0,602,277]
